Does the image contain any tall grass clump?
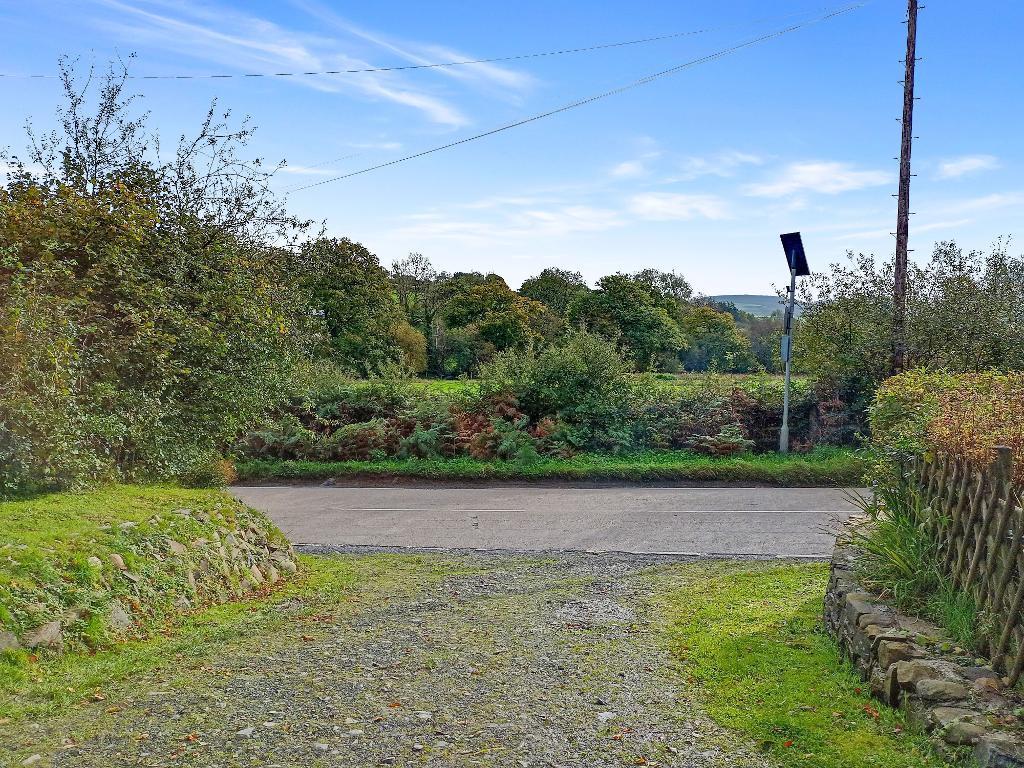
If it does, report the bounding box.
[849,472,979,649]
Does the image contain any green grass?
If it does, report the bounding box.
[237,447,864,486]
[847,479,983,650]
[409,378,480,396]
[658,561,962,768]
[405,373,812,399]
[0,484,232,553]
[0,485,291,660]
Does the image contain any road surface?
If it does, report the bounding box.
[232,485,861,558]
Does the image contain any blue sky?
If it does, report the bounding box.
[1,0,1021,294]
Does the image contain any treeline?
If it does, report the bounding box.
[3,61,1023,493]
[328,251,783,379]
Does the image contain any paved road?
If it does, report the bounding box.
[232,485,861,558]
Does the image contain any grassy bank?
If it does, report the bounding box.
[237,447,865,486]
[0,486,294,668]
[0,553,449,724]
[658,561,959,767]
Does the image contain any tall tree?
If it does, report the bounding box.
[300,238,414,375]
[390,252,455,360]
[519,267,589,315]
[567,274,687,371]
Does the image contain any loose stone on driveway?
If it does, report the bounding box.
[9,553,775,767]
[232,485,859,558]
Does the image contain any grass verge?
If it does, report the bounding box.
[0,485,290,656]
[236,447,864,487]
[658,560,964,768]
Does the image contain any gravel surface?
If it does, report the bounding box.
[6,553,776,767]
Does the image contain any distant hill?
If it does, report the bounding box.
[708,294,785,317]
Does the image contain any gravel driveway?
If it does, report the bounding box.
[8,552,776,768]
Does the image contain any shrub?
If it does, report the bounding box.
[478,331,644,452]
[0,62,305,494]
[639,384,738,450]
[686,424,756,457]
[181,458,239,488]
[926,373,1024,482]
[237,415,318,460]
[870,370,1024,482]
[479,330,631,418]
[320,420,401,461]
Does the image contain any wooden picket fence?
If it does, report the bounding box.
[915,447,1024,687]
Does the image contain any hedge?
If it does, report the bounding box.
[870,370,1024,483]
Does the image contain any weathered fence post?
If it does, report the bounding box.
[993,446,1013,487]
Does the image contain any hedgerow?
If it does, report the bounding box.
[236,333,853,465]
[870,370,1024,482]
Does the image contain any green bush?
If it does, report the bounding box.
[237,350,846,464]
[869,369,1024,483]
[0,63,305,495]
[478,331,644,453]
[479,331,631,418]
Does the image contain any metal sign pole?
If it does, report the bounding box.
[779,263,797,454]
[777,231,809,454]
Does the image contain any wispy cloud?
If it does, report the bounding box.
[348,141,403,151]
[89,0,529,127]
[396,185,731,246]
[291,0,532,95]
[396,203,623,244]
[608,148,761,184]
[937,154,999,179]
[744,161,890,197]
[951,191,1024,212]
[915,218,974,233]
[277,164,339,176]
[628,193,730,220]
[669,150,763,182]
[609,160,648,179]
[825,218,975,242]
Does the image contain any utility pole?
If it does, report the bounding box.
[892,0,919,373]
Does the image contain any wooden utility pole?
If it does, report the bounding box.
[892,0,919,373]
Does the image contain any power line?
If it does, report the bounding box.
[0,6,846,82]
[286,4,864,194]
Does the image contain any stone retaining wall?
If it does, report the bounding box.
[0,496,298,657]
[825,526,1024,766]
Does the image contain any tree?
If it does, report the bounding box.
[0,58,309,490]
[519,267,589,315]
[567,274,687,371]
[392,322,427,374]
[390,252,457,371]
[299,237,409,375]
[743,313,785,373]
[440,276,558,374]
[678,305,760,372]
[794,240,1024,395]
[630,268,693,305]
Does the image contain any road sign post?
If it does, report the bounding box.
[778,232,810,454]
